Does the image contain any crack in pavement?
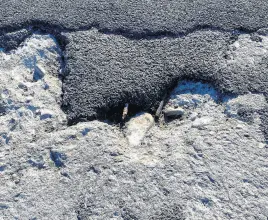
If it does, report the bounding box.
[1,24,268,51]
[0,25,267,140]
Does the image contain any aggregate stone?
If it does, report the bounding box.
[125,112,154,147]
[163,107,185,118]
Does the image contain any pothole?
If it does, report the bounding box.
[122,80,267,166]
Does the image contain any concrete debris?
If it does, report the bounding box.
[125,112,154,147]
[0,32,267,220]
[163,107,184,117]
[0,34,65,146]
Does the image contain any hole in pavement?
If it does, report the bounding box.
[66,103,146,126]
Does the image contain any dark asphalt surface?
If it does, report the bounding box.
[0,0,267,139]
[0,0,268,34]
[62,29,268,137]
[62,29,231,121]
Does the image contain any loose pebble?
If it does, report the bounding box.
[125,112,154,147]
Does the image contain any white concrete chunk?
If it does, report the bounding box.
[164,107,184,117]
[125,112,154,147]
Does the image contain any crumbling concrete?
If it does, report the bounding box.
[0,25,267,220]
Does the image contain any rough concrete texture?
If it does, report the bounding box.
[0,2,268,219]
[1,68,267,219]
[0,34,65,147]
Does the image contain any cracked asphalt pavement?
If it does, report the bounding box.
[0,0,267,137]
[1,1,268,219]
